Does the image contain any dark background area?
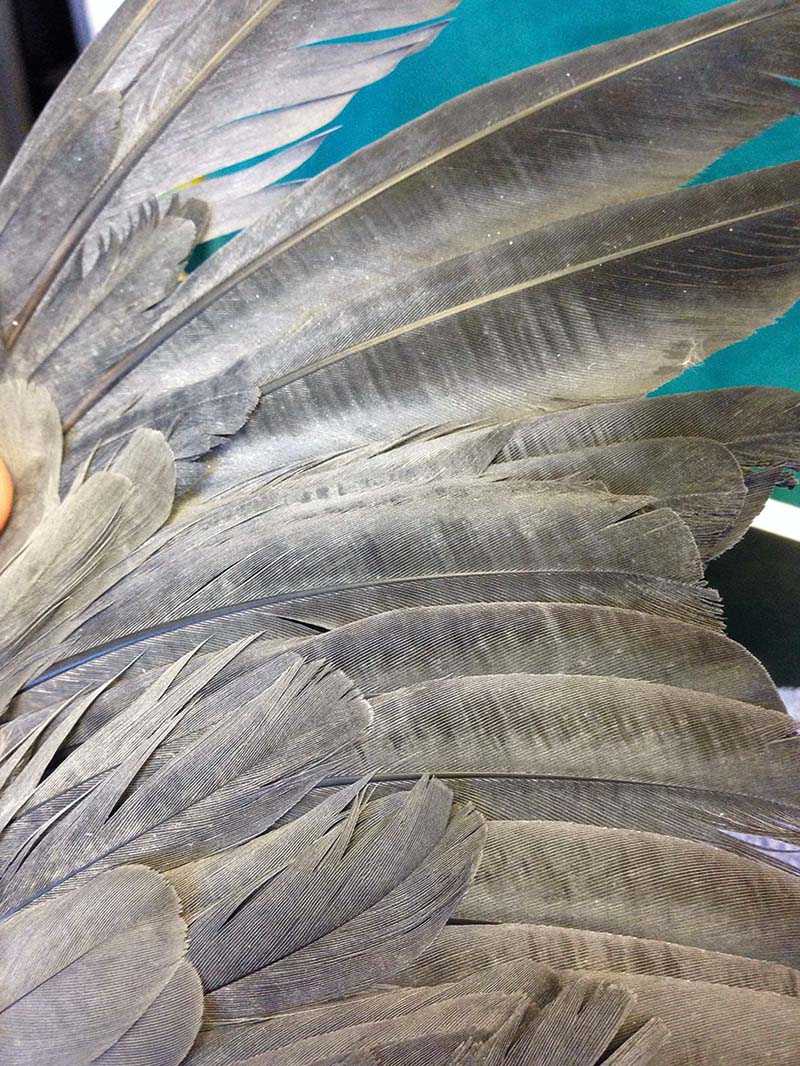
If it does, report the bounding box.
[1,0,79,173]
[12,0,78,115]
[708,532,800,688]
[1,0,798,684]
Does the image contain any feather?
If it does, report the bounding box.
[46,482,695,668]
[10,499,712,734]
[185,964,661,1066]
[200,992,527,1066]
[0,428,175,696]
[190,141,315,242]
[17,644,263,812]
[0,687,100,833]
[0,708,60,794]
[499,387,800,554]
[215,163,800,479]
[0,380,62,569]
[0,491,717,729]
[3,2,800,1062]
[189,569,723,635]
[91,959,204,1066]
[0,1,457,343]
[103,24,451,221]
[339,673,799,802]
[184,961,552,1066]
[74,405,510,507]
[0,93,121,340]
[51,0,800,462]
[606,971,800,1066]
[500,387,800,469]
[2,697,485,1038]
[297,769,800,874]
[0,650,371,915]
[459,819,800,966]
[193,779,485,1021]
[165,779,369,922]
[0,863,201,1066]
[491,438,748,559]
[6,198,207,421]
[293,601,783,709]
[66,159,800,483]
[410,923,800,999]
[498,977,651,1066]
[401,935,800,1065]
[0,647,241,886]
[65,373,261,492]
[5,469,705,702]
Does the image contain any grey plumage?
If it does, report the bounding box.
[1,1,800,1063]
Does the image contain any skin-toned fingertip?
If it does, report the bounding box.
[0,456,13,533]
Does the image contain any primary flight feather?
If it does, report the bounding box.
[1,1,800,1063]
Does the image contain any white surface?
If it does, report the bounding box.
[751,498,800,542]
[84,0,123,37]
